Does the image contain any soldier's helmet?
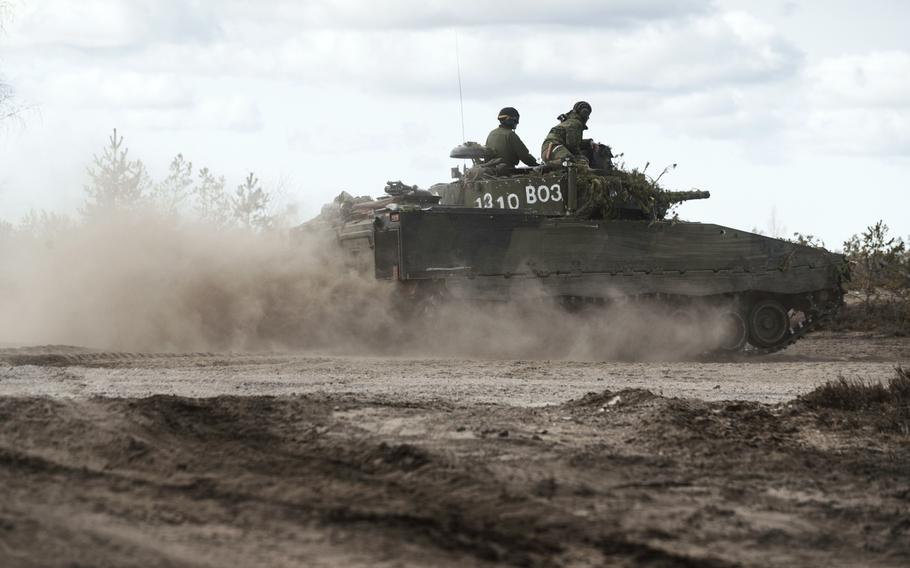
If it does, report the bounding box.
[573,101,592,122]
[497,107,520,129]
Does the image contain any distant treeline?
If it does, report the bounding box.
[1,128,285,238]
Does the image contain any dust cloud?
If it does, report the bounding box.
[0,213,395,353]
[0,212,730,360]
[416,299,735,361]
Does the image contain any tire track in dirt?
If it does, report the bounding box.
[0,349,218,368]
[1,388,908,567]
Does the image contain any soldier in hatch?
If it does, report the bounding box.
[541,101,592,165]
[485,107,539,168]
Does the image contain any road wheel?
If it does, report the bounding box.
[748,299,791,348]
[717,310,747,352]
[670,306,698,328]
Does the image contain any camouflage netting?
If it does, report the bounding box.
[576,166,669,220]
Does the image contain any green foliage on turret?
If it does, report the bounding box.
[575,165,709,221]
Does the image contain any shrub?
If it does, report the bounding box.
[841,221,910,332]
[823,221,910,334]
[800,367,910,434]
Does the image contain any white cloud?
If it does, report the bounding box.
[91,9,799,101]
[798,107,910,156]
[653,89,786,138]
[9,1,140,48]
[794,51,910,155]
[33,69,194,109]
[7,0,219,48]
[4,0,712,52]
[1,4,808,158]
[521,11,800,92]
[807,51,910,109]
[126,96,262,132]
[2,0,909,246]
[224,0,712,31]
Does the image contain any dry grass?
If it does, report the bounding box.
[800,366,910,434]
[824,302,910,336]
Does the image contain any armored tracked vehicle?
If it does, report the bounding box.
[306,143,845,354]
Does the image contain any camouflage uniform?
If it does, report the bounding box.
[541,111,588,164]
[485,126,538,168]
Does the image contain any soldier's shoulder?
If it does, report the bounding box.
[509,129,529,145]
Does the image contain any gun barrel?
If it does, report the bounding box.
[662,190,710,203]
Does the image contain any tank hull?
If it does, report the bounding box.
[374,207,843,300]
[360,207,844,354]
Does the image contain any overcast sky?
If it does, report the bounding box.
[1,0,908,247]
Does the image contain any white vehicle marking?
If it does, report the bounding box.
[475,184,563,209]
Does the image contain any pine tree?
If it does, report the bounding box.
[231,172,272,231]
[153,154,193,215]
[18,209,73,239]
[843,221,908,311]
[82,128,149,217]
[193,167,231,226]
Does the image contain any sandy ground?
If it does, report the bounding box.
[1,331,909,567]
[2,332,909,405]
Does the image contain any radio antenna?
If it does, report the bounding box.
[455,31,466,143]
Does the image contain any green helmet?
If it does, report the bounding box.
[497,106,520,129]
[573,101,592,121]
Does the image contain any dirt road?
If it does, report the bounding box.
[2,332,908,404]
[1,332,908,567]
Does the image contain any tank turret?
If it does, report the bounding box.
[436,143,710,221]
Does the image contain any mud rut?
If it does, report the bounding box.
[0,333,908,567]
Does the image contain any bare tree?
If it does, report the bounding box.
[0,82,15,122]
[0,0,21,123]
[261,174,302,229]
